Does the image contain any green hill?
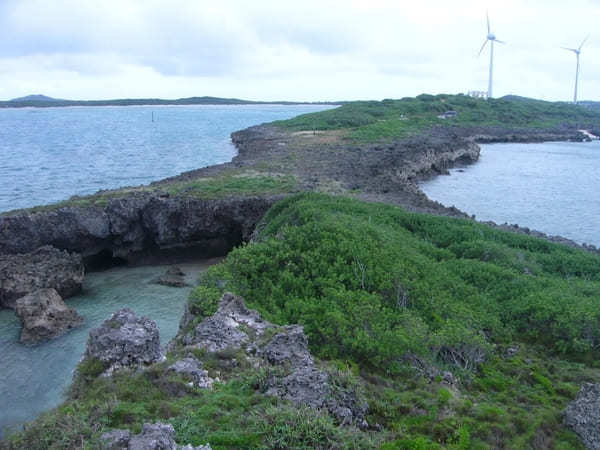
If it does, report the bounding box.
[274,94,600,141]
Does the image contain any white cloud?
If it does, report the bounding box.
[0,0,598,101]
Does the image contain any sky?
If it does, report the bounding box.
[0,0,598,102]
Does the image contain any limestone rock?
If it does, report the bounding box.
[189,292,272,351]
[565,383,600,449]
[153,266,189,288]
[100,429,131,450]
[0,245,84,309]
[83,308,164,376]
[15,288,83,344]
[100,423,211,450]
[167,357,213,389]
[260,325,314,367]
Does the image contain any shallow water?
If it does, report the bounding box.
[0,259,220,437]
[0,104,334,212]
[420,140,600,247]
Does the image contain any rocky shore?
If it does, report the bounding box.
[0,120,596,346]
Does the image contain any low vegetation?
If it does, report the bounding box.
[274,94,600,141]
[4,193,599,449]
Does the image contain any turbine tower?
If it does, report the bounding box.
[562,36,589,104]
[478,13,505,99]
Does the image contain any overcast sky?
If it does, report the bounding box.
[0,0,598,102]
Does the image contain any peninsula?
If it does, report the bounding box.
[2,94,600,449]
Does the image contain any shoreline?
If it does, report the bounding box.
[0,121,598,271]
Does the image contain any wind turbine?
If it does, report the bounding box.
[562,36,589,104]
[478,13,505,99]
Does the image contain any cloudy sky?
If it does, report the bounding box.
[0,0,598,102]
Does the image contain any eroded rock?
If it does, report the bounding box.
[167,356,213,389]
[83,308,164,376]
[15,288,84,344]
[153,266,189,288]
[100,423,211,450]
[100,429,131,450]
[565,383,600,449]
[178,292,368,427]
[260,325,314,367]
[188,292,272,351]
[0,245,84,309]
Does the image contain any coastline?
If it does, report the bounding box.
[0,122,597,270]
[2,105,600,448]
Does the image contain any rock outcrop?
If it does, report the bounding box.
[15,288,84,344]
[0,194,279,267]
[178,292,368,427]
[82,308,164,376]
[100,423,211,450]
[167,356,213,389]
[565,383,600,449]
[0,245,84,309]
[153,266,189,288]
[184,292,272,351]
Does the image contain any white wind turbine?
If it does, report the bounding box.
[478,13,505,99]
[562,36,589,104]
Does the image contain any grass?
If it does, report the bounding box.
[164,172,298,199]
[273,94,600,142]
[4,193,599,449]
[1,172,298,215]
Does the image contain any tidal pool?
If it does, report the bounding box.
[0,259,221,438]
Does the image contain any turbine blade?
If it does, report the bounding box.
[579,35,589,51]
[487,12,490,34]
[478,39,489,56]
[562,47,578,53]
[495,39,506,44]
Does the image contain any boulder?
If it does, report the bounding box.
[260,325,314,367]
[167,357,213,389]
[565,383,600,449]
[0,245,84,309]
[100,423,211,450]
[153,266,189,288]
[188,292,272,351]
[83,308,164,376]
[99,429,131,450]
[179,293,368,427]
[15,288,84,344]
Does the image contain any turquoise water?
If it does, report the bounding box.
[0,104,333,212]
[420,141,600,247]
[0,260,220,438]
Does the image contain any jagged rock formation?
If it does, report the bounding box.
[0,245,84,309]
[100,423,211,450]
[83,308,164,376]
[153,266,189,287]
[15,288,84,344]
[177,292,368,427]
[167,357,213,389]
[565,383,600,449]
[0,194,280,267]
[183,292,272,350]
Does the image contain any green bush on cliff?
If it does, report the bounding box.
[209,193,600,371]
[273,94,600,141]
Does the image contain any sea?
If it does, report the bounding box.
[420,140,600,248]
[0,104,333,212]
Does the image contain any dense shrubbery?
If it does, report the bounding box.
[198,193,600,372]
[273,94,600,141]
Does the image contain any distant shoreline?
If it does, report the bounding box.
[0,96,342,109]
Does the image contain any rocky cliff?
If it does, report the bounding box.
[0,194,280,268]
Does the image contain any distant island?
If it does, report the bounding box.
[1,94,340,108]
